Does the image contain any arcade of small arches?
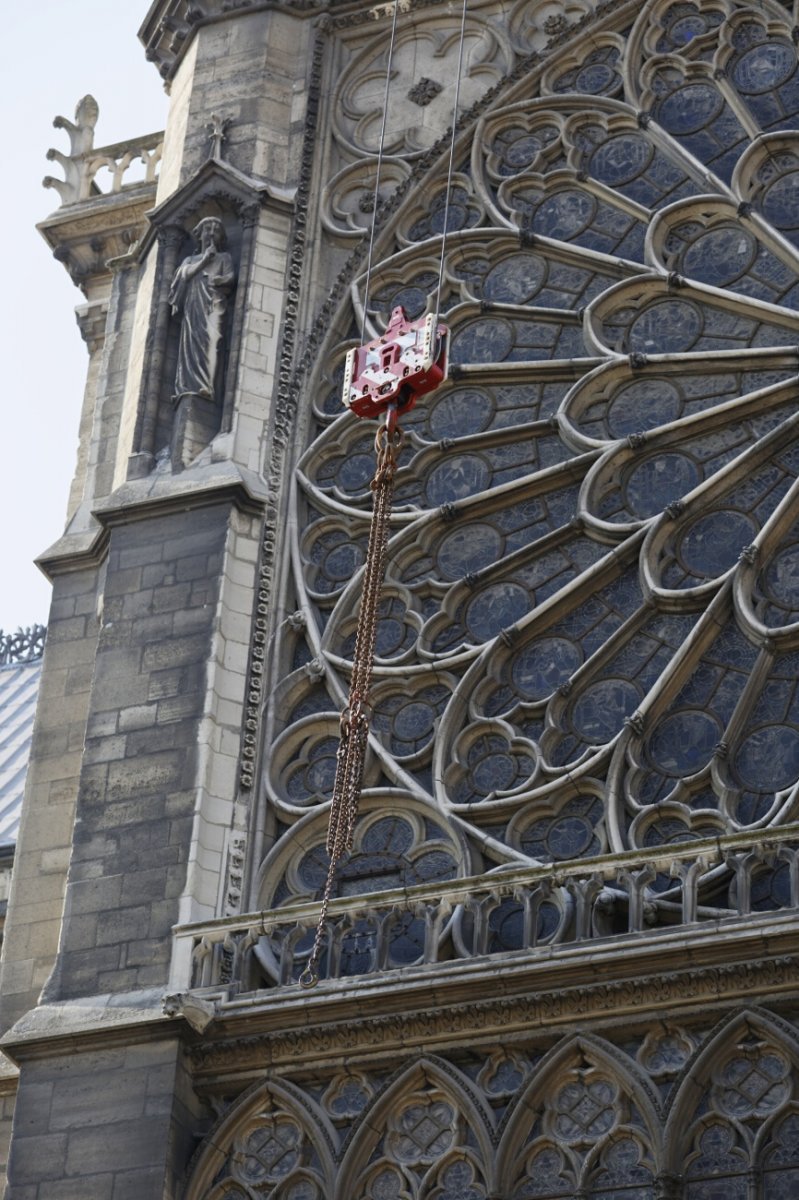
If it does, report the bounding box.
[186,1010,799,1198]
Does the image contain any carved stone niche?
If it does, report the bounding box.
[127,159,278,477]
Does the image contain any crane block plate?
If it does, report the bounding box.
[342,305,449,419]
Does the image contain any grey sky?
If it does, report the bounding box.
[1,3,168,633]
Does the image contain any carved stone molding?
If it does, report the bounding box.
[236,24,325,796]
[189,952,799,1080]
[38,195,154,296]
[75,300,110,356]
[139,0,329,82]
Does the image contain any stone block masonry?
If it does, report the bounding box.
[43,502,231,1003]
[0,567,101,1038]
[5,1037,203,1198]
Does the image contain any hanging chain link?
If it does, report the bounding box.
[299,408,403,989]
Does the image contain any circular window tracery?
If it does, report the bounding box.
[263,0,799,918]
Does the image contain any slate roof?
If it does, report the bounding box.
[0,630,45,848]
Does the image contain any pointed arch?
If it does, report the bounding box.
[663,1006,799,1174]
[335,1055,496,1199]
[183,1076,337,1200]
[497,1032,663,1195]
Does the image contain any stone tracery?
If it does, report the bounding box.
[225,0,799,1191]
[256,0,799,922]
[189,1015,799,1197]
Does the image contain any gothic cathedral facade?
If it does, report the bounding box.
[4,0,799,1195]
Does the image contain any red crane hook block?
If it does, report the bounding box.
[342,305,450,420]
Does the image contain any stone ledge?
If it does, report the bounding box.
[0,989,175,1064]
[37,460,268,579]
[187,933,799,1083]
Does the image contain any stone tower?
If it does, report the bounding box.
[4,0,799,1195]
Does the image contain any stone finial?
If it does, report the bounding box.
[43,95,99,205]
[207,113,232,161]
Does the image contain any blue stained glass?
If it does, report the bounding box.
[678,511,758,578]
[763,546,799,614]
[324,541,365,581]
[762,171,799,232]
[624,454,700,518]
[375,616,407,657]
[362,817,414,855]
[671,15,709,43]
[751,863,792,911]
[547,815,596,858]
[683,227,757,288]
[658,84,723,134]
[734,724,799,792]
[571,678,639,742]
[628,300,702,354]
[286,736,338,801]
[388,913,426,964]
[425,455,490,505]
[489,899,524,950]
[340,920,376,975]
[646,710,720,775]
[734,41,796,93]
[473,752,517,792]
[337,452,376,493]
[413,849,457,879]
[392,700,435,741]
[483,255,547,303]
[429,388,494,438]
[437,524,503,580]
[590,134,653,185]
[574,63,617,93]
[512,637,582,699]
[608,379,682,436]
[466,583,530,638]
[451,318,514,363]
[536,190,596,239]
[505,134,546,170]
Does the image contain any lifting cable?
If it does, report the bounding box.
[299,0,468,990]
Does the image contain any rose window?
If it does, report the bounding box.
[258,0,799,921]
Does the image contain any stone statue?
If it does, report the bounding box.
[169,216,235,406]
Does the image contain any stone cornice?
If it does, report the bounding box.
[0,1001,180,1065]
[138,0,457,84]
[38,185,157,296]
[188,945,799,1085]
[35,524,110,580]
[4,929,798,1073]
[36,462,268,579]
[139,0,327,84]
[92,460,269,526]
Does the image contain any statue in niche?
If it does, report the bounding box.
[169,216,235,405]
[168,216,236,469]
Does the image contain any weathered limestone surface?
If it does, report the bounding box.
[0,566,101,1036]
[5,1035,202,1198]
[42,503,229,1001]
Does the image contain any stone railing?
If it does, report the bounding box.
[172,826,799,993]
[43,95,163,207]
[0,625,46,667]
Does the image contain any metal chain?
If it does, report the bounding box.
[299,409,403,989]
